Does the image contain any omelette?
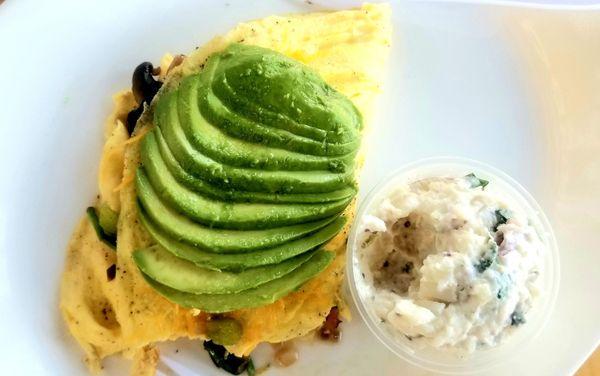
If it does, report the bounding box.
[60,3,391,374]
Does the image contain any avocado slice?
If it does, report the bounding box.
[156,89,354,193]
[176,72,354,172]
[221,61,361,140]
[140,137,350,229]
[151,129,356,204]
[207,51,329,142]
[203,84,359,157]
[139,208,345,271]
[202,50,359,156]
[136,175,339,252]
[141,250,334,312]
[210,44,361,142]
[133,246,314,294]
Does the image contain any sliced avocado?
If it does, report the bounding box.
[133,246,314,294]
[203,84,359,157]
[136,176,338,253]
[156,90,354,193]
[139,208,345,271]
[221,62,361,142]
[141,250,334,312]
[207,51,329,142]
[203,50,328,142]
[151,129,356,204]
[211,44,361,142]
[133,44,358,313]
[177,72,354,172]
[140,139,350,229]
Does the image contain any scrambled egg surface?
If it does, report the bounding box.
[60,3,391,373]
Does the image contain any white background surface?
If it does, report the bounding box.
[1,0,599,375]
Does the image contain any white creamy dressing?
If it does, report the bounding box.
[356,176,544,352]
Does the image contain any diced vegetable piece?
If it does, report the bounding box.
[246,359,255,376]
[493,208,512,232]
[86,207,116,250]
[319,306,342,341]
[475,242,498,273]
[98,203,118,237]
[510,310,525,326]
[206,317,243,346]
[132,62,162,104]
[464,173,489,189]
[106,264,117,281]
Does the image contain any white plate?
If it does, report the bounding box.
[1,0,599,375]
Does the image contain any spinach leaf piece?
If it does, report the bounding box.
[86,207,117,250]
[464,173,489,189]
[493,208,512,232]
[475,242,498,273]
[203,340,252,375]
[510,310,526,326]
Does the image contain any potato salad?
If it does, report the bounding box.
[356,174,544,352]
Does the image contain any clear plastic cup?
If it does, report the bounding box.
[346,157,560,374]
